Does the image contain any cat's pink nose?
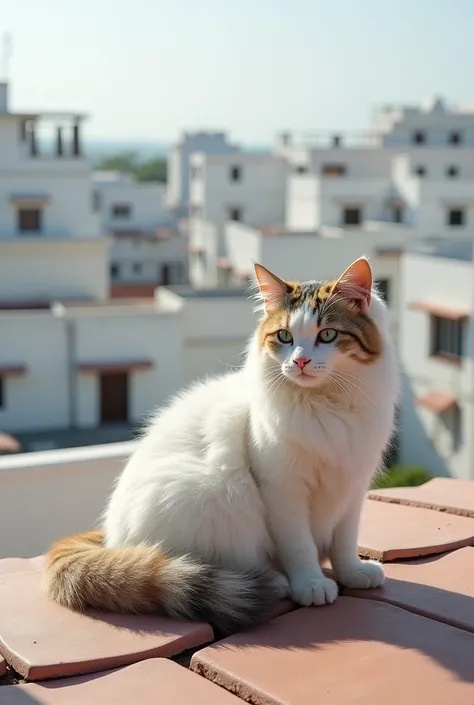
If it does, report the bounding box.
[294,357,311,370]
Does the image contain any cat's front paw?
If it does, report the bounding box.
[336,560,385,589]
[290,574,339,606]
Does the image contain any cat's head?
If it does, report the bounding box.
[253,257,384,389]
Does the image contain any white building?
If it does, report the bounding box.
[0,83,258,450]
[92,171,188,288]
[399,238,474,480]
[166,131,238,216]
[285,97,474,234]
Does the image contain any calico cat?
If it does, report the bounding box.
[45,257,399,635]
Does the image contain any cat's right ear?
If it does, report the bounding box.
[254,263,290,314]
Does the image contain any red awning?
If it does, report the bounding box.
[0,364,27,376]
[416,391,457,414]
[78,360,153,374]
[410,300,469,321]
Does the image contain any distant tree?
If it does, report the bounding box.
[94,152,167,183]
[95,151,138,173]
[135,158,167,183]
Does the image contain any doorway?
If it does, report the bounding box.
[99,372,129,424]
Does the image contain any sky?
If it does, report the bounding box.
[2,0,474,144]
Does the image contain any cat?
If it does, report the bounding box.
[45,257,399,635]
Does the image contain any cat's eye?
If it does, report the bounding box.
[277,329,293,344]
[317,328,338,344]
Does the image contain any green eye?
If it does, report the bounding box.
[277,329,293,344]
[318,328,338,344]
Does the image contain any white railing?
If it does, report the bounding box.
[0,441,138,558]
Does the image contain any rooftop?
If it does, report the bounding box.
[0,442,474,702]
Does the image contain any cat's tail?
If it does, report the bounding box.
[44,530,283,635]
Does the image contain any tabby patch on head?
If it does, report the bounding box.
[253,258,383,389]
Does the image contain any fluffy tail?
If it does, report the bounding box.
[45,530,282,635]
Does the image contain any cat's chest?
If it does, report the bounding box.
[285,404,367,465]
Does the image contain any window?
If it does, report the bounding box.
[392,206,404,223]
[447,208,465,227]
[375,278,390,305]
[446,165,459,178]
[133,263,142,274]
[229,207,242,222]
[449,131,462,146]
[92,190,101,212]
[190,165,201,180]
[18,208,42,233]
[295,165,308,174]
[414,166,427,177]
[230,165,242,182]
[412,131,426,145]
[111,203,132,218]
[322,164,346,177]
[0,378,3,409]
[110,263,119,279]
[342,207,362,226]
[431,315,463,362]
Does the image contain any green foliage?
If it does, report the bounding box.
[95,152,167,183]
[95,151,138,173]
[371,465,432,489]
[134,158,167,183]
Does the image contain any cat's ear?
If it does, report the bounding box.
[254,263,290,314]
[333,257,372,313]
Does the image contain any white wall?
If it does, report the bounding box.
[399,252,474,480]
[0,238,109,301]
[180,292,255,383]
[111,234,188,285]
[190,152,288,227]
[0,312,68,432]
[0,442,137,557]
[73,307,183,427]
[93,173,171,232]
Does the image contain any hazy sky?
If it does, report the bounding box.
[2,0,473,143]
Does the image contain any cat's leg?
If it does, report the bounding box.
[329,491,385,589]
[261,479,338,607]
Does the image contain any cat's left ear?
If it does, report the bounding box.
[333,257,372,313]
[254,263,290,314]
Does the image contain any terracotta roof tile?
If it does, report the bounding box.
[344,547,474,634]
[191,599,474,704]
[369,478,474,518]
[0,570,213,680]
[0,555,44,575]
[1,659,242,705]
[358,499,474,561]
[3,482,474,699]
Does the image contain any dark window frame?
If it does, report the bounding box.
[430,315,464,364]
[342,206,362,226]
[17,208,42,233]
[132,262,143,275]
[111,203,132,218]
[230,165,242,183]
[447,208,465,227]
[415,166,427,177]
[449,131,462,146]
[229,206,243,222]
[412,130,426,145]
[446,165,459,178]
[392,205,404,223]
[110,263,119,279]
